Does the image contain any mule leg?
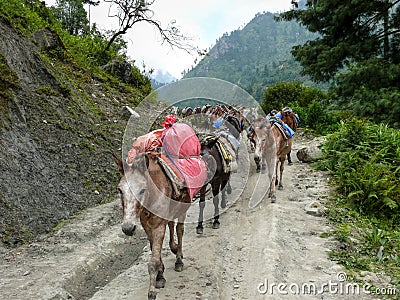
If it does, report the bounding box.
[287,151,293,165]
[197,186,206,234]
[211,180,220,229]
[155,263,166,289]
[220,176,229,208]
[148,224,166,300]
[275,159,279,186]
[168,221,178,254]
[143,226,154,252]
[175,215,186,272]
[278,157,285,190]
[226,180,232,194]
[254,156,261,173]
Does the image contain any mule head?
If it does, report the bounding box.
[113,154,149,236]
[280,108,297,131]
[225,115,241,139]
[200,135,219,154]
[253,118,270,162]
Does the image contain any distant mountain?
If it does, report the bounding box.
[183,11,324,101]
[150,70,177,89]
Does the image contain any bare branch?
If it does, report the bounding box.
[102,0,205,56]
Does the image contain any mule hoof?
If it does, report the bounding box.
[175,262,184,272]
[148,291,157,300]
[170,245,178,255]
[288,161,293,165]
[226,185,232,194]
[278,185,283,190]
[155,276,166,289]
[256,168,260,173]
[212,221,220,229]
[196,226,203,235]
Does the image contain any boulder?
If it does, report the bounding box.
[296,146,323,163]
[31,28,65,51]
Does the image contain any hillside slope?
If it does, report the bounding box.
[184,12,320,100]
[0,15,149,246]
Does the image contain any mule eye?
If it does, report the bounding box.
[139,189,146,196]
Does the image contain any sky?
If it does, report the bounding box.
[50,0,293,80]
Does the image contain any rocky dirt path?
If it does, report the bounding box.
[0,133,381,299]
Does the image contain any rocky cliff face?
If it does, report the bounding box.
[0,16,146,246]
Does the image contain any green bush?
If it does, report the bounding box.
[261,81,339,134]
[319,118,400,221]
[0,0,58,36]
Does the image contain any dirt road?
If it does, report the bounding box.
[0,133,380,299]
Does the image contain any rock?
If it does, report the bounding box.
[296,146,323,163]
[120,106,140,120]
[305,201,325,217]
[31,28,65,51]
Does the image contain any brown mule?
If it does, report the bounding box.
[114,152,191,300]
[279,107,299,165]
[253,117,277,202]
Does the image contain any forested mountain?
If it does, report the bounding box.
[183,12,322,101]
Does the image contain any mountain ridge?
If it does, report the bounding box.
[184,12,321,101]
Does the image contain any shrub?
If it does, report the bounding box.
[319,118,400,221]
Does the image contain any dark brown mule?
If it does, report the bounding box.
[114,153,191,300]
[279,107,299,164]
[196,135,234,234]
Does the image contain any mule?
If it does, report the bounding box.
[253,117,277,202]
[253,117,292,201]
[196,134,235,234]
[114,153,191,300]
[271,120,292,194]
[279,107,299,165]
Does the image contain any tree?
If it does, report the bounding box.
[278,1,400,127]
[278,0,400,83]
[53,0,89,35]
[103,0,204,55]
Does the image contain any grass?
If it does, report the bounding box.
[325,198,400,297]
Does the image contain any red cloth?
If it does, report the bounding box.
[127,129,164,164]
[162,123,207,199]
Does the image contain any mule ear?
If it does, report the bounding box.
[112,152,124,175]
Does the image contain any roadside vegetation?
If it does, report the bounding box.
[260,0,400,294]
[319,120,400,293]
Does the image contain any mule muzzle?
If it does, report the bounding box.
[122,222,137,236]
